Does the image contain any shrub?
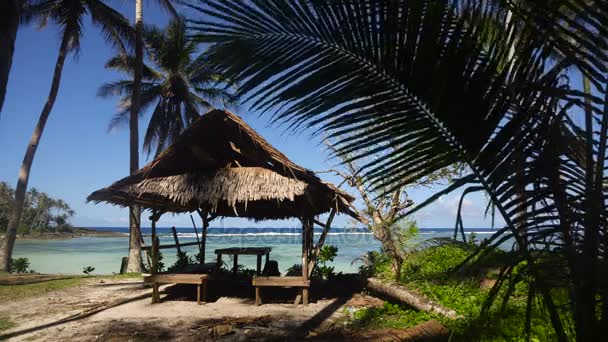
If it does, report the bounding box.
[167,251,193,272]
[82,266,95,275]
[9,257,31,274]
[285,264,302,276]
[314,245,339,280]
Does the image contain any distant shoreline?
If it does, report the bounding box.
[10,227,126,240]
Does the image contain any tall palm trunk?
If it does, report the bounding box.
[126,0,143,273]
[0,34,70,271]
[0,0,21,113]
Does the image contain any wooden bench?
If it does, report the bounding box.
[143,274,209,304]
[252,276,310,306]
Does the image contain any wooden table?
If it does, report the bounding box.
[215,247,271,275]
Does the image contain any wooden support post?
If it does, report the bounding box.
[202,215,209,264]
[301,217,311,306]
[309,209,336,277]
[233,254,239,275]
[301,219,308,280]
[256,254,262,275]
[189,214,203,263]
[196,210,210,265]
[197,284,201,305]
[151,210,158,275]
[171,227,181,254]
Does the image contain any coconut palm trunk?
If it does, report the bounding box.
[0,34,70,271]
[126,0,144,273]
[0,0,21,113]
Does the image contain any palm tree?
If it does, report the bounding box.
[0,0,23,113]
[189,1,607,340]
[0,0,133,272]
[100,20,236,157]
[125,0,176,273]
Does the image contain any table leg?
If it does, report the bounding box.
[255,287,261,306]
[256,254,262,275]
[216,254,222,273]
[266,252,269,264]
[233,254,238,275]
[197,284,201,305]
[152,283,160,303]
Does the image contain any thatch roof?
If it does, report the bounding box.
[88,109,359,221]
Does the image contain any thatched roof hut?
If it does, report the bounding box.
[88,109,359,221]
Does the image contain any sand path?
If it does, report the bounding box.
[0,277,370,341]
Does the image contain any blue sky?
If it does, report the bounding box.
[0,2,499,229]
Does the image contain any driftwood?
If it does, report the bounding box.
[0,274,77,285]
[366,277,461,319]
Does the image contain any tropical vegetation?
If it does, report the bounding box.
[100,19,237,157]
[190,0,608,340]
[0,182,75,236]
[356,242,558,341]
[123,0,177,274]
[0,0,133,272]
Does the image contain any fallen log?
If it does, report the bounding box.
[366,277,461,319]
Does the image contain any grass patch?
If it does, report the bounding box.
[104,272,142,280]
[0,277,85,302]
[365,243,559,341]
[349,302,435,330]
[0,316,15,333]
[0,273,142,302]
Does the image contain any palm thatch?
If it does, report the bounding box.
[88,109,359,220]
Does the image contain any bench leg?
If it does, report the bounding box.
[302,288,309,306]
[152,283,160,303]
[293,293,302,306]
[197,284,201,305]
[255,287,261,306]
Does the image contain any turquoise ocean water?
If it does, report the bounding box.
[13,227,505,275]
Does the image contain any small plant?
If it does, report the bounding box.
[314,245,338,280]
[285,264,302,276]
[167,251,194,272]
[82,266,95,275]
[143,251,165,273]
[9,257,31,274]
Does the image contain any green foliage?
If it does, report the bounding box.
[0,277,85,302]
[314,245,339,280]
[167,251,193,273]
[360,244,558,341]
[350,302,434,330]
[0,182,75,234]
[401,244,471,282]
[192,1,608,338]
[9,257,31,274]
[285,264,302,276]
[390,219,419,253]
[82,266,95,275]
[100,20,237,157]
[357,250,393,277]
[143,251,165,273]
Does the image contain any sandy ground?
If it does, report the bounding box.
[0,277,383,341]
